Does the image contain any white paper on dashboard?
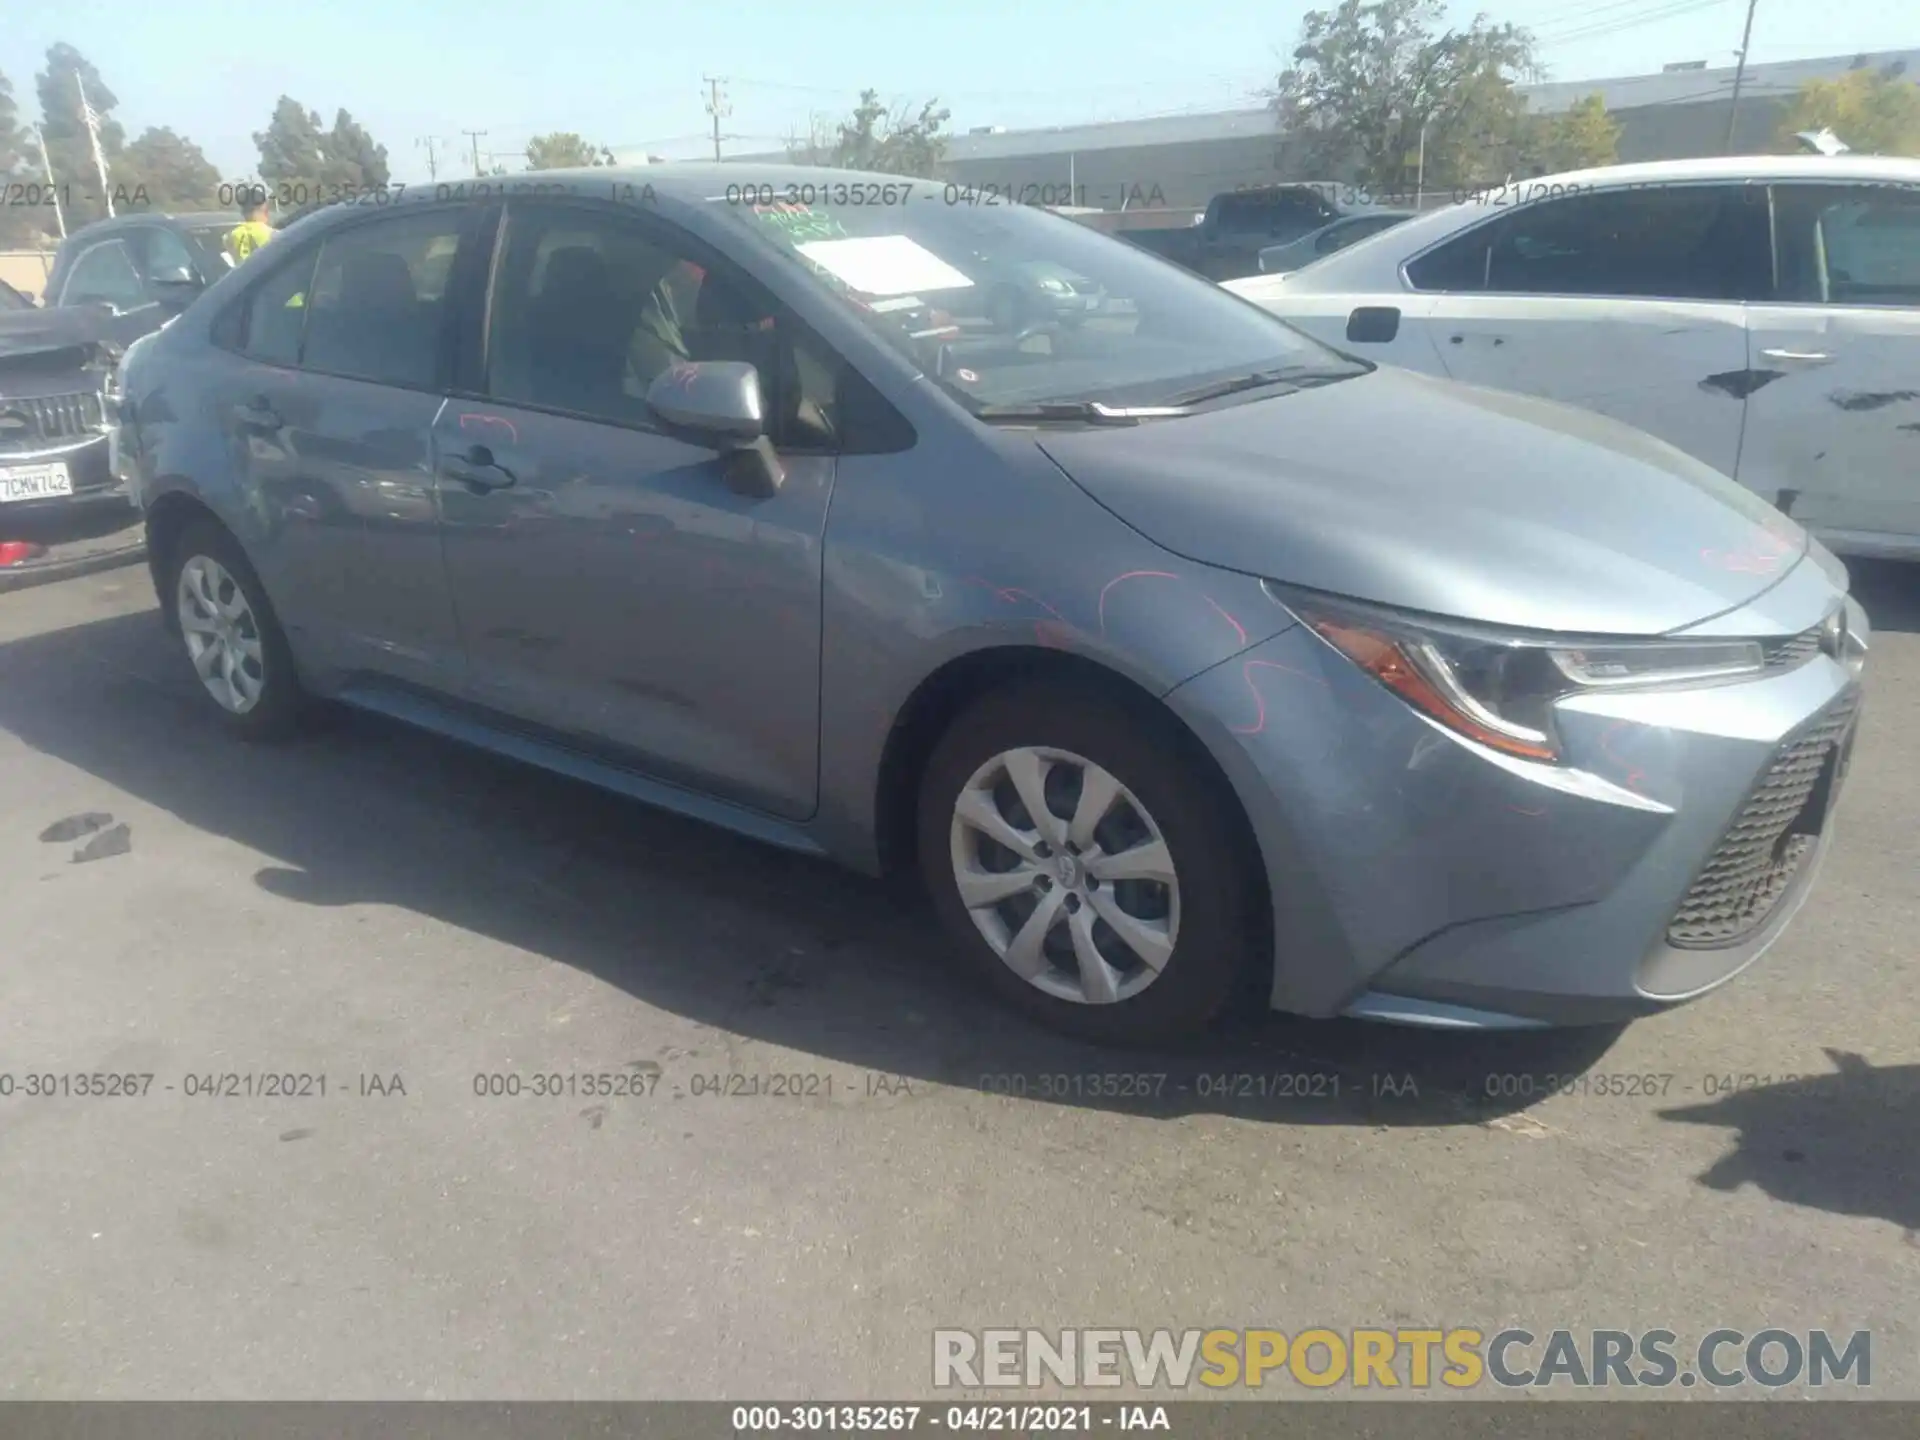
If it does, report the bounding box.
[795,236,975,297]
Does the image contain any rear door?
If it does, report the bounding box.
[207,204,479,688]
[430,198,840,819]
[1740,180,1920,555]
[1403,183,1766,479]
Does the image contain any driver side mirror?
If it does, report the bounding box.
[645,360,785,499]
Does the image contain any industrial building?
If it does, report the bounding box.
[731,48,1919,210]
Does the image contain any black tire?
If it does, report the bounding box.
[917,680,1263,1047]
[162,518,306,741]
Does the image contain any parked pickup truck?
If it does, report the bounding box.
[1103,186,1346,282]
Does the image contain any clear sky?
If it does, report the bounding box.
[3,0,1912,184]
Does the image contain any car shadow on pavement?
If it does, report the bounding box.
[3,605,1650,1129]
[1659,1051,1920,1239]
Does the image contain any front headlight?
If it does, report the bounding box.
[1038,277,1071,294]
[1272,585,1765,763]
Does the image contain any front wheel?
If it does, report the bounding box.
[917,682,1262,1046]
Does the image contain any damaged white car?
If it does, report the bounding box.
[1223,156,1920,561]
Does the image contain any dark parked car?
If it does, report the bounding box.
[119,166,1867,1045]
[1256,209,1415,274]
[42,211,237,341]
[0,300,125,515]
[1117,186,1345,281]
[0,213,234,516]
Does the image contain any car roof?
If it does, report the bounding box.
[271,163,947,241]
[61,211,234,240]
[1259,154,1920,297]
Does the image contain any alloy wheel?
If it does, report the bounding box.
[948,745,1180,1005]
[177,554,267,715]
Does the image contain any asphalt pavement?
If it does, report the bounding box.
[0,559,1915,1399]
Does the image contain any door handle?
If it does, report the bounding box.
[231,398,282,431]
[1760,348,1831,363]
[441,445,516,493]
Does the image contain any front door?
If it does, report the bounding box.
[1418,184,1766,480]
[432,199,833,820]
[1740,181,1920,555]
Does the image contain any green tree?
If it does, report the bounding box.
[326,109,390,187]
[0,66,40,245]
[525,132,612,170]
[35,44,129,227]
[794,90,951,177]
[1521,93,1620,174]
[1270,0,1537,193]
[121,126,222,210]
[1775,67,1920,156]
[254,98,392,194]
[253,97,329,187]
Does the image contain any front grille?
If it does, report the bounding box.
[1666,690,1860,949]
[1762,625,1825,673]
[0,390,105,449]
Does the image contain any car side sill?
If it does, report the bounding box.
[333,680,830,859]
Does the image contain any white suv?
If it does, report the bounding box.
[1224,156,1920,561]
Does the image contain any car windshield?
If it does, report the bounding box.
[705,180,1363,413]
[186,225,239,266]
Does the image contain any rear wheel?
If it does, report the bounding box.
[165,519,306,740]
[917,681,1261,1046]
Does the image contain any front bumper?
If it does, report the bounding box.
[0,434,130,518]
[1167,571,1867,1030]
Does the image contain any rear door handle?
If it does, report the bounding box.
[1760,348,1831,363]
[441,445,516,493]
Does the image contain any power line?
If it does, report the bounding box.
[1535,0,1734,45]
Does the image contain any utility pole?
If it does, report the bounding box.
[415,135,449,182]
[75,73,114,217]
[1723,0,1760,153]
[462,129,488,178]
[703,76,731,161]
[32,122,67,239]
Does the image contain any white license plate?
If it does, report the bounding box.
[0,463,73,503]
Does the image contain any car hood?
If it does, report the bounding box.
[0,305,118,368]
[1036,366,1809,635]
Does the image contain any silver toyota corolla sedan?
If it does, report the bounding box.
[115,165,1870,1046]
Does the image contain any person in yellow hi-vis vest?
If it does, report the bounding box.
[226,186,276,265]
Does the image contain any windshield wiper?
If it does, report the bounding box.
[1165,363,1360,407]
[974,400,1192,426]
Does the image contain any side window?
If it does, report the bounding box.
[61,241,148,309]
[301,209,465,389]
[217,245,319,366]
[1775,182,1920,307]
[129,226,199,282]
[485,202,855,449]
[1405,223,1496,292]
[1484,185,1767,301]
